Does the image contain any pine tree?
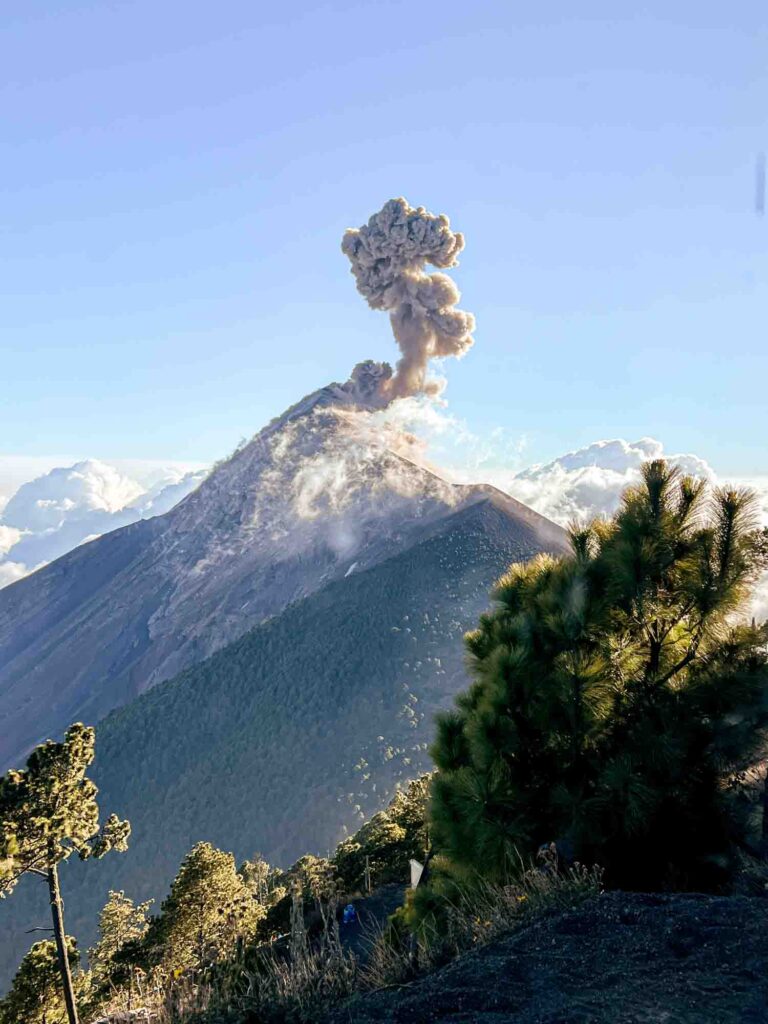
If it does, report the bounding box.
[0,723,130,1024]
[88,890,152,1010]
[154,842,262,972]
[0,937,81,1024]
[427,462,768,894]
[239,853,285,909]
[256,853,338,939]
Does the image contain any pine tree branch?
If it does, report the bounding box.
[653,621,707,688]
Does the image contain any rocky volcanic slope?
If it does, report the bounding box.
[0,365,564,771]
[330,893,768,1023]
[0,491,565,987]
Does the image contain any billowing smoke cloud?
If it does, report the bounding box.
[342,197,475,402]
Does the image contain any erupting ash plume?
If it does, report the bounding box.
[342,197,476,402]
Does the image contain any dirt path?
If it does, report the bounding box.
[338,884,407,962]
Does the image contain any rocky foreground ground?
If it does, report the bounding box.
[330,892,768,1023]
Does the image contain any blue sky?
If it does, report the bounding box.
[2,0,766,476]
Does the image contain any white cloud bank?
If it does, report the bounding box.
[0,526,22,556]
[0,560,28,588]
[2,460,145,533]
[493,439,767,623]
[503,438,716,526]
[0,459,208,586]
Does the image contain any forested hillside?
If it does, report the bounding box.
[0,495,565,986]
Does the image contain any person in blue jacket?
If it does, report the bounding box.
[342,903,357,926]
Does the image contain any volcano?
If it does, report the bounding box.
[0,366,569,986]
[0,364,564,771]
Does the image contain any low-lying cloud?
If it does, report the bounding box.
[504,438,715,525]
[2,460,145,533]
[0,526,22,557]
[0,560,27,588]
[434,430,768,622]
[0,460,207,585]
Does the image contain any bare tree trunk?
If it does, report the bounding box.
[47,862,79,1024]
[761,764,768,859]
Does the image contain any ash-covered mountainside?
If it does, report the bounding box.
[0,363,563,770]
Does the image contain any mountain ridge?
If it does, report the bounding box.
[0,369,561,770]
